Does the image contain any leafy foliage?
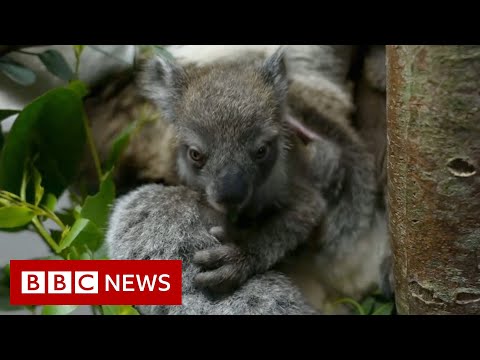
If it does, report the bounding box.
[335,293,395,315]
[0,56,36,85]
[102,305,140,315]
[42,305,79,315]
[0,88,86,198]
[0,45,145,315]
[38,50,74,82]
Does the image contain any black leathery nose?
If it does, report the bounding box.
[216,167,248,206]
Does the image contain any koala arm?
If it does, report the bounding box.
[106,184,317,315]
[193,179,327,293]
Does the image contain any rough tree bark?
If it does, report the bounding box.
[387,45,480,314]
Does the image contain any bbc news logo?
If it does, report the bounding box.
[9,260,182,305]
[21,271,100,294]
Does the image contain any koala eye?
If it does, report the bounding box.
[188,147,206,167]
[255,144,269,160]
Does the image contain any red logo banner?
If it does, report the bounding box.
[9,260,182,306]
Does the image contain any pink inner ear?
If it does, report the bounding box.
[285,115,321,144]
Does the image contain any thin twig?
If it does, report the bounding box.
[82,113,103,183]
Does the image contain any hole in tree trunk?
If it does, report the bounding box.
[446,158,476,177]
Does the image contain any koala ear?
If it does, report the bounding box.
[140,54,186,122]
[261,46,288,100]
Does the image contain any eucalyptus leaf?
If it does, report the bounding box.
[102,305,140,315]
[0,88,86,197]
[0,56,36,86]
[32,166,44,206]
[105,122,136,170]
[0,206,35,228]
[58,218,89,251]
[360,296,376,315]
[42,305,79,315]
[58,218,103,254]
[38,50,74,82]
[372,302,395,315]
[334,298,366,315]
[42,193,57,212]
[0,264,16,311]
[81,172,115,231]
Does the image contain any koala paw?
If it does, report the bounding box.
[209,226,226,241]
[193,244,252,293]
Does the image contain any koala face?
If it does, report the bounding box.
[143,48,290,216]
[175,113,283,214]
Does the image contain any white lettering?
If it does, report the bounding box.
[123,274,135,291]
[22,271,45,294]
[158,274,170,292]
[48,271,71,294]
[105,274,120,291]
[136,274,157,291]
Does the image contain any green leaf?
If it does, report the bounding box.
[0,109,19,122]
[81,172,115,231]
[58,218,103,254]
[42,193,57,212]
[38,50,74,82]
[0,264,17,311]
[67,80,89,98]
[334,298,366,315]
[372,302,394,315]
[73,220,104,253]
[0,206,35,228]
[0,264,10,287]
[42,305,79,315]
[58,218,88,251]
[0,56,36,86]
[360,296,376,315]
[32,166,44,206]
[105,122,136,170]
[0,88,86,198]
[102,305,140,315]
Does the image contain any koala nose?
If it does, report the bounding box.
[216,167,249,207]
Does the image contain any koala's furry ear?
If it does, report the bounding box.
[261,46,289,101]
[140,54,186,122]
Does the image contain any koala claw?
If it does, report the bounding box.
[209,226,226,241]
[193,244,251,293]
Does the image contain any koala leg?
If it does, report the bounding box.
[106,184,317,315]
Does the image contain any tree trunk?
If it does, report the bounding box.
[387,45,480,314]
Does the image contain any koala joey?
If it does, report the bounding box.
[106,45,389,314]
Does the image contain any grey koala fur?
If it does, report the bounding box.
[107,184,317,315]
[106,45,389,314]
